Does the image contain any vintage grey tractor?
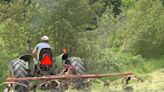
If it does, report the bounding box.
[4,40,136,92]
[6,40,87,92]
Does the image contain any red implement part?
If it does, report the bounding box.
[41,54,53,65]
[6,72,133,82]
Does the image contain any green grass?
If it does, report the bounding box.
[89,69,164,92]
[127,56,164,75]
[34,56,164,92]
[0,55,164,91]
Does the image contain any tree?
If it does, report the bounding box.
[111,0,164,57]
[0,0,38,54]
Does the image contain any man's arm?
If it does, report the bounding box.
[32,47,37,57]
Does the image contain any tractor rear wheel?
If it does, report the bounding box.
[69,57,85,75]
[69,57,91,92]
[9,59,29,92]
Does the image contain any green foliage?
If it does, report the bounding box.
[122,0,135,9]
[85,0,164,74]
[44,0,94,55]
[0,0,38,55]
[98,0,164,57]
[0,0,94,56]
[0,49,16,85]
[0,1,164,91]
[87,48,144,73]
[120,0,164,57]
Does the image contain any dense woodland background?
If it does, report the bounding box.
[0,0,164,91]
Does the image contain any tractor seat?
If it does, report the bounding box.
[39,48,52,62]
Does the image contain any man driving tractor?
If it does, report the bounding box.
[31,36,54,75]
[32,35,52,62]
[32,35,69,62]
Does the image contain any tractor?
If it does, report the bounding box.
[6,40,87,92]
[3,40,140,92]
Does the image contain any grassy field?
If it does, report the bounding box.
[1,70,164,92]
[0,57,164,92]
[64,69,164,92]
[36,57,164,92]
[87,57,164,92]
[91,69,164,92]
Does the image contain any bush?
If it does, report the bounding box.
[120,0,164,57]
[98,0,164,57]
[87,48,144,73]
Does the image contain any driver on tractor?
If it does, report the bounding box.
[32,36,53,66]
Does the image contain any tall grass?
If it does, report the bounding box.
[128,56,164,75]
